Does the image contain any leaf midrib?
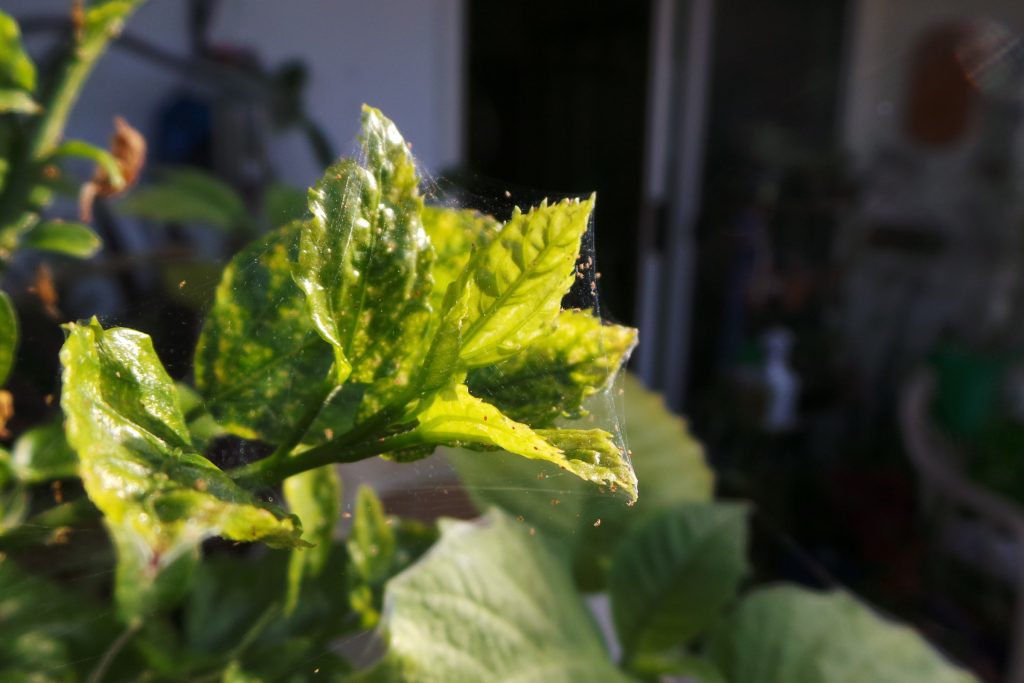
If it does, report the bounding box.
[460,225,566,352]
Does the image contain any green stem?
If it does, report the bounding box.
[33,1,147,159]
[228,383,425,489]
[229,430,420,490]
[263,381,335,464]
[0,1,146,228]
[86,621,142,683]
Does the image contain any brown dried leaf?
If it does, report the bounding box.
[28,263,60,319]
[71,0,85,42]
[79,116,146,221]
[0,390,12,439]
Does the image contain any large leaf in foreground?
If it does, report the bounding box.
[195,223,333,444]
[357,510,635,683]
[610,503,748,661]
[411,384,636,500]
[438,197,594,369]
[710,585,978,683]
[295,105,432,386]
[468,309,637,426]
[61,319,304,618]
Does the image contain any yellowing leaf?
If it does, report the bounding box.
[421,205,498,311]
[440,197,594,369]
[411,384,636,501]
[61,319,304,619]
[468,309,637,426]
[410,383,560,459]
[195,223,334,444]
[295,105,432,386]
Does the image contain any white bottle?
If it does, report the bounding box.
[762,326,799,433]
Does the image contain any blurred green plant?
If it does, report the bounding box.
[0,1,146,413]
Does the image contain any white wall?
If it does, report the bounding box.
[7,0,464,186]
[842,0,1024,163]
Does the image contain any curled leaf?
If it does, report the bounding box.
[61,319,304,619]
[79,116,146,221]
[468,310,637,426]
[410,384,637,501]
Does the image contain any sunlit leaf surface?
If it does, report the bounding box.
[61,319,304,619]
[358,510,637,683]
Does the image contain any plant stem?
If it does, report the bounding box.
[228,385,424,489]
[263,381,335,464]
[86,621,142,683]
[0,0,146,230]
[229,430,420,490]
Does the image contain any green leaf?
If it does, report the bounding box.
[536,428,637,500]
[0,559,124,681]
[175,381,224,448]
[294,104,432,386]
[115,166,250,231]
[60,319,305,619]
[348,484,395,582]
[283,465,340,613]
[421,204,498,312]
[346,484,396,627]
[410,383,561,457]
[630,653,728,683]
[0,290,15,385]
[436,196,594,370]
[195,223,334,444]
[610,503,748,662]
[357,509,636,683]
[468,310,637,426]
[0,88,39,114]
[265,181,308,226]
[51,139,125,189]
[182,549,354,677]
[10,419,78,483]
[0,11,37,113]
[710,585,979,683]
[83,1,143,43]
[18,220,102,258]
[449,374,713,587]
[0,476,29,534]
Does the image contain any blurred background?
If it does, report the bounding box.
[6,0,1024,680]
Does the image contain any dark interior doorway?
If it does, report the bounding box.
[465,1,652,325]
